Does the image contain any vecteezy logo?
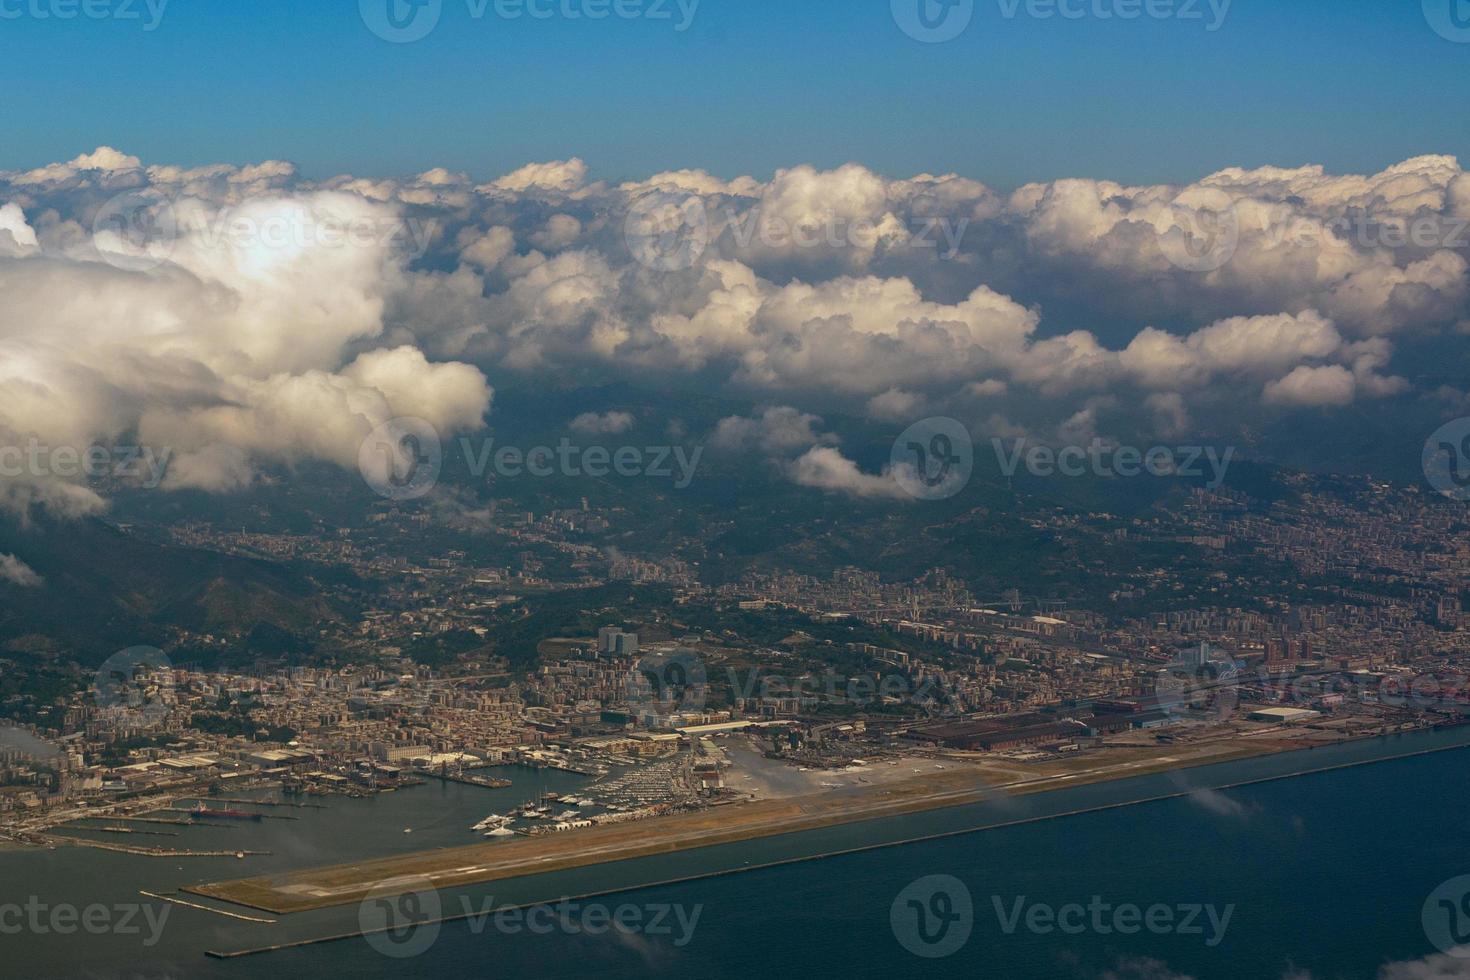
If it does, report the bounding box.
[624,191,710,272]
[891,0,974,43]
[1423,876,1470,956]
[360,0,443,43]
[891,417,975,500]
[1156,641,1241,723]
[1424,0,1470,43]
[92,192,177,273]
[891,875,973,959]
[1423,418,1470,501]
[1157,188,1239,273]
[93,646,174,730]
[358,417,443,501]
[360,876,442,959]
[626,648,708,718]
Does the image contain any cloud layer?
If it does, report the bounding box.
[2,148,1467,510]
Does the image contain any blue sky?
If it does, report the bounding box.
[1,0,1467,185]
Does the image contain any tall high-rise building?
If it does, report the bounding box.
[598,627,639,658]
[1180,641,1212,668]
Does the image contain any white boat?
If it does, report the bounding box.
[484,827,516,837]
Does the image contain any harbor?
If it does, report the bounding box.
[187,727,1470,915]
[0,727,1467,977]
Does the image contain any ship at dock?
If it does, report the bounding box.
[189,806,264,822]
[470,813,510,832]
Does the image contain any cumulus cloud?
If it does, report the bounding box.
[139,348,491,480]
[1098,957,1196,980]
[0,203,38,256]
[160,443,254,493]
[0,474,106,527]
[457,225,515,271]
[1378,951,1470,979]
[0,553,42,587]
[3,147,1467,512]
[531,214,583,251]
[569,411,635,435]
[1013,156,1470,336]
[786,446,908,500]
[711,407,834,454]
[1288,953,1470,980]
[488,158,589,196]
[865,387,924,421]
[340,346,493,431]
[1263,364,1359,407]
[0,150,492,519]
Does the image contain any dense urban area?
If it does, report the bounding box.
[2,470,1468,858]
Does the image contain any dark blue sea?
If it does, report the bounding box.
[7,733,1470,979]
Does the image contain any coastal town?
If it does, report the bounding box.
[4,474,1469,856]
[0,462,1467,871]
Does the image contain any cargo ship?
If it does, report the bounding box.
[190,806,264,822]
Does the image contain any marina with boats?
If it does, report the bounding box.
[464,753,704,837]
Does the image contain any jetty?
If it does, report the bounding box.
[69,824,180,838]
[426,772,512,790]
[54,837,271,858]
[140,891,276,924]
[107,815,200,827]
[176,796,326,810]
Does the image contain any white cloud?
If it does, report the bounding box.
[340,346,492,432]
[0,166,491,520]
[458,225,515,271]
[4,148,1467,510]
[0,203,38,256]
[786,446,908,500]
[711,407,833,454]
[1288,952,1470,980]
[865,388,923,421]
[0,471,106,527]
[569,411,635,435]
[531,214,583,251]
[1379,951,1470,979]
[621,169,764,199]
[487,158,589,195]
[1263,364,1358,407]
[0,553,42,587]
[161,443,255,493]
[1097,957,1196,980]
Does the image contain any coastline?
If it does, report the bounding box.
[187,725,1470,921]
